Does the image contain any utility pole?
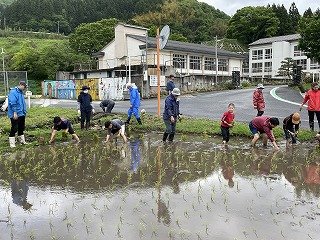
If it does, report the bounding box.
[215,36,218,85]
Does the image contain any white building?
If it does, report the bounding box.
[93,23,246,78]
[72,23,247,97]
[249,34,320,80]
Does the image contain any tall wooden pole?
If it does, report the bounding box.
[157,28,161,117]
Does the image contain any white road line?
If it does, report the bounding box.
[270,87,304,106]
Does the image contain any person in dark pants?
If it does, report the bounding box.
[7,81,28,148]
[253,83,265,116]
[77,86,95,130]
[125,83,142,125]
[300,82,320,131]
[100,99,115,113]
[283,112,301,146]
[163,88,180,142]
[166,74,175,95]
[220,103,235,145]
[49,116,80,143]
[105,119,127,143]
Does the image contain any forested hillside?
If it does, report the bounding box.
[0,0,229,43]
[1,0,165,34]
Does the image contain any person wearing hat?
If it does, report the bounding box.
[163,87,181,142]
[49,116,80,144]
[125,82,142,125]
[7,81,28,148]
[166,74,175,95]
[300,82,320,131]
[253,83,265,116]
[77,85,94,130]
[283,112,301,145]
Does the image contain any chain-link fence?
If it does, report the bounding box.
[0,71,28,96]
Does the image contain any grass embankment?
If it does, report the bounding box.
[0,107,317,153]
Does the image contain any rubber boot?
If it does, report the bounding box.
[309,122,315,131]
[125,117,131,125]
[18,135,27,144]
[137,118,142,125]
[85,122,90,130]
[163,132,169,142]
[168,133,175,142]
[80,121,85,129]
[9,137,16,148]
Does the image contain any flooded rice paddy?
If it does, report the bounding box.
[1,133,320,240]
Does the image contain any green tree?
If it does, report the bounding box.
[170,33,188,42]
[11,41,89,80]
[299,16,320,62]
[69,18,119,55]
[277,57,295,80]
[303,8,313,18]
[226,6,279,45]
[133,0,229,43]
[288,2,300,32]
[271,4,294,35]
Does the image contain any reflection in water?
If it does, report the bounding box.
[130,139,141,173]
[1,134,320,239]
[156,146,171,226]
[11,180,32,210]
[304,163,320,184]
[220,149,234,188]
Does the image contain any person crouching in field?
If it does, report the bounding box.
[249,116,280,150]
[105,119,127,143]
[220,103,235,145]
[283,112,301,146]
[49,116,80,144]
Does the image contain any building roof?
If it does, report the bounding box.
[117,22,148,31]
[249,34,301,46]
[127,34,246,59]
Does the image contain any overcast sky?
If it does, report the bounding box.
[199,0,320,16]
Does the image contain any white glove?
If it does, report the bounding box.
[77,110,80,115]
[92,109,95,114]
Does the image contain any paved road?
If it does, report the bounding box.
[31,85,311,128]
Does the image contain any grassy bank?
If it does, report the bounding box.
[0,107,317,153]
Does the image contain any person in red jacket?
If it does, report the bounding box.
[300,82,320,131]
[253,83,265,116]
[249,116,280,150]
[220,103,235,145]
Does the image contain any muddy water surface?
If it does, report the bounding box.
[0,134,320,240]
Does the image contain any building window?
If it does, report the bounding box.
[252,50,263,60]
[265,49,272,59]
[173,54,186,69]
[218,59,228,71]
[294,45,305,57]
[252,63,262,73]
[264,62,272,72]
[242,59,249,73]
[294,59,307,70]
[190,56,201,70]
[310,59,320,69]
[204,57,216,70]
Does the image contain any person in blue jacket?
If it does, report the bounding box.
[77,85,95,130]
[7,81,28,148]
[163,88,181,142]
[125,82,142,125]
